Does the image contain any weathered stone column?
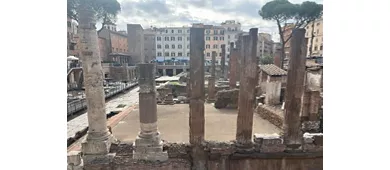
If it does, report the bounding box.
[283,28,307,151]
[207,52,216,103]
[133,63,168,161]
[163,69,166,76]
[77,2,114,159]
[236,28,258,146]
[189,27,206,169]
[229,42,237,89]
[221,44,226,79]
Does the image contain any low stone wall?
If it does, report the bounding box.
[256,105,284,129]
[69,135,323,170]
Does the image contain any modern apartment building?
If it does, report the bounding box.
[155,26,191,61]
[220,20,242,58]
[257,33,274,58]
[305,16,323,57]
[192,23,226,64]
[144,28,157,63]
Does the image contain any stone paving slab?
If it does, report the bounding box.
[112,104,281,143]
[67,87,140,139]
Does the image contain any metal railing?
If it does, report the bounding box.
[67,82,138,116]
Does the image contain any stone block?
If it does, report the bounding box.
[302,121,321,132]
[67,151,82,166]
[253,133,285,153]
[81,139,111,155]
[82,153,116,165]
[303,133,323,152]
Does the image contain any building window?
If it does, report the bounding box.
[220,37,224,40]
[178,30,182,33]
[165,52,169,56]
[178,52,183,56]
[219,53,222,56]
[228,35,230,39]
[320,45,323,50]
[178,45,182,49]
[187,37,190,41]
[171,52,175,56]
[206,36,210,41]
[172,44,175,49]
[214,30,218,34]
[165,29,168,33]
[207,53,210,57]
[165,44,169,49]
[314,46,318,51]
[213,44,217,49]
[164,37,169,41]
[220,30,224,34]
[234,27,237,31]
[157,44,162,49]
[67,21,71,28]
[213,36,218,40]
[206,30,210,34]
[157,52,162,56]
[171,30,174,33]
[316,29,319,35]
[171,36,175,41]
[157,37,161,41]
[178,37,182,41]
[317,22,320,26]
[228,27,231,31]
[187,52,190,56]
[206,44,210,49]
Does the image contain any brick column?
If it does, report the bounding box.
[189,27,206,169]
[133,63,168,161]
[78,2,114,158]
[236,28,258,146]
[283,29,307,151]
[207,52,216,103]
[229,42,237,89]
[221,44,226,79]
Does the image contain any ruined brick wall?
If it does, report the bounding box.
[256,105,283,129]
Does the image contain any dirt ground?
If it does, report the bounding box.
[112,103,281,143]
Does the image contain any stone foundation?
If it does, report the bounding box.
[69,135,323,170]
[255,105,284,129]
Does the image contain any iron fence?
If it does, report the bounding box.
[67,82,138,116]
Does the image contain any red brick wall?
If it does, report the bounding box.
[110,33,128,53]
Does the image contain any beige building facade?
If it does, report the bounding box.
[305,16,323,57]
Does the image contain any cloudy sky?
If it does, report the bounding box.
[113,0,323,41]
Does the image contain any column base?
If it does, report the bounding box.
[132,135,168,161]
[81,133,117,155]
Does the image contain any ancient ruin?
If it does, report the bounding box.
[68,27,323,170]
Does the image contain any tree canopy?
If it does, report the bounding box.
[260,55,274,65]
[67,0,121,31]
[258,0,322,65]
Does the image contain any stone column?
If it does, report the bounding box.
[207,52,216,103]
[283,28,307,151]
[133,63,168,161]
[236,28,258,146]
[173,69,177,76]
[163,69,166,76]
[77,2,114,159]
[221,44,226,79]
[189,27,206,170]
[229,42,237,89]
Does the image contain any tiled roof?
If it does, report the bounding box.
[259,64,287,76]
